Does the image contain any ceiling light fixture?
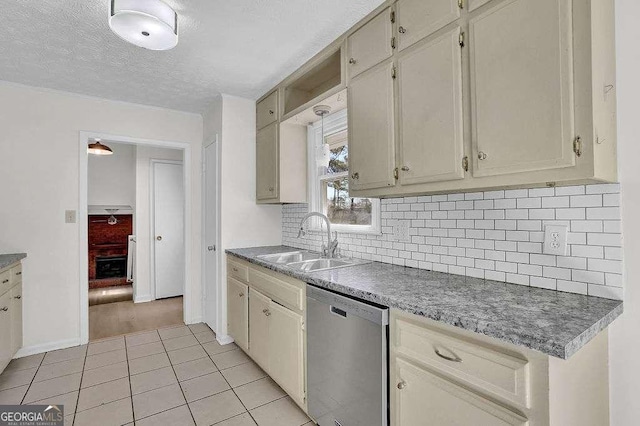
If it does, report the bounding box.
[109,0,178,51]
[87,139,114,156]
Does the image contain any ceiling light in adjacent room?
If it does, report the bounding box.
[109,0,178,51]
[87,139,113,156]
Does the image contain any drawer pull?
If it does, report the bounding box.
[14,295,21,300]
[435,347,463,363]
[397,381,406,390]
[1,279,8,284]
[0,307,7,312]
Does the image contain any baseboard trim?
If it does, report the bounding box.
[216,334,234,345]
[14,338,83,358]
[187,317,203,325]
[134,294,153,303]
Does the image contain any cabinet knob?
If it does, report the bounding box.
[399,26,407,34]
[401,166,410,172]
[397,381,406,390]
[156,235,163,241]
[351,172,359,180]
[269,109,274,115]
[16,272,21,276]
[0,307,8,312]
[14,295,21,300]
[1,279,8,284]
[239,292,244,297]
[478,152,487,160]
[349,58,357,65]
[232,267,238,272]
[263,309,271,316]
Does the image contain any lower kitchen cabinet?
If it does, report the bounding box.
[390,309,610,426]
[227,277,248,351]
[268,301,305,405]
[248,288,270,369]
[0,261,24,374]
[227,255,307,411]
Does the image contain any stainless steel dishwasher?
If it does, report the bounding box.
[306,284,389,426]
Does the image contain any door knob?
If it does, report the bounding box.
[156,236,163,241]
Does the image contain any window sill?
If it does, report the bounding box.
[307,225,382,236]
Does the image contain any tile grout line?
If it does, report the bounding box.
[158,326,198,425]
[72,346,89,425]
[123,331,136,425]
[19,353,47,405]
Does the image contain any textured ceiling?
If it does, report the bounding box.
[0,0,385,113]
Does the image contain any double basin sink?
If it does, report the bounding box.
[256,250,370,272]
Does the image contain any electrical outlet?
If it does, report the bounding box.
[65,210,77,224]
[393,220,410,242]
[543,224,568,255]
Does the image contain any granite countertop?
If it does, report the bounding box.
[0,253,26,270]
[227,246,623,359]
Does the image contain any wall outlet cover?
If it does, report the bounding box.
[65,210,77,224]
[543,224,568,256]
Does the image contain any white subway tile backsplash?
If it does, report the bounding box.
[282,185,623,299]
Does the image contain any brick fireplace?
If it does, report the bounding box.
[88,214,133,289]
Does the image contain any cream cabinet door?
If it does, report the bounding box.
[256,123,279,201]
[0,291,11,371]
[256,91,278,130]
[396,0,461,51]
[348,60,397,191]
[392,357,528,426]
[10,284,22,354]
[469,0,575,177]
[347,8,394,79]
[397,28,465,185]
[249,288,271,370]
[227,278,248,351]
[268,301,305,406]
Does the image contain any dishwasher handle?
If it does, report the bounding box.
[330,305,347,318]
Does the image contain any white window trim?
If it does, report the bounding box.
[306,109,381,235]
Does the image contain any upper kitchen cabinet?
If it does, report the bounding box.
[396,0,461,51]
[397,28,465,185]
[469,0,575,177]
[256,122,279,202]
[256,90,278,130]
[348,60,397,191]
[347,8,394,79]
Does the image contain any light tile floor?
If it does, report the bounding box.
[0,324,313,426]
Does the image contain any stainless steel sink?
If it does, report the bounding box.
[257,250,369,272]
[257,251,322,264]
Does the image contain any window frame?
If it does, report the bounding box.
[307,109,381,235]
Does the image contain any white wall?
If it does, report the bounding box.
[134,146,183,302]
[609,1,640,424]
[202,94,282,337]
[0,82,203,352]
[88,142,136,208]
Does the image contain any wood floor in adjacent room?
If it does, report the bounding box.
[89,296,183,341]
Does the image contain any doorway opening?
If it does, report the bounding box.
[80,134,194,343]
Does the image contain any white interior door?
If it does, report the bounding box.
[204,142,218,331]
[153,161,185,299]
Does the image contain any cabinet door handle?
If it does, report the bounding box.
[434,347,463,363]
[349,58,357,65]
[0,307,8,312]
[351,172,359,180]
[399,26,407,34]
[397,381,406,390]
[14,295,21,300]
[478,152,487,161]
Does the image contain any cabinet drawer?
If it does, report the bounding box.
[256,91,278,130]
[10,264,22,285]
[248,267,304,313]
[394,316,530,408]
[228,260,249,282]
[0,269,11,297]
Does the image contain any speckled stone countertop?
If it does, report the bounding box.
[227,246,623,359]
[0,253,26,270]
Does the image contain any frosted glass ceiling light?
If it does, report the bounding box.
[109,0,178,51]
[87,139,113,156]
